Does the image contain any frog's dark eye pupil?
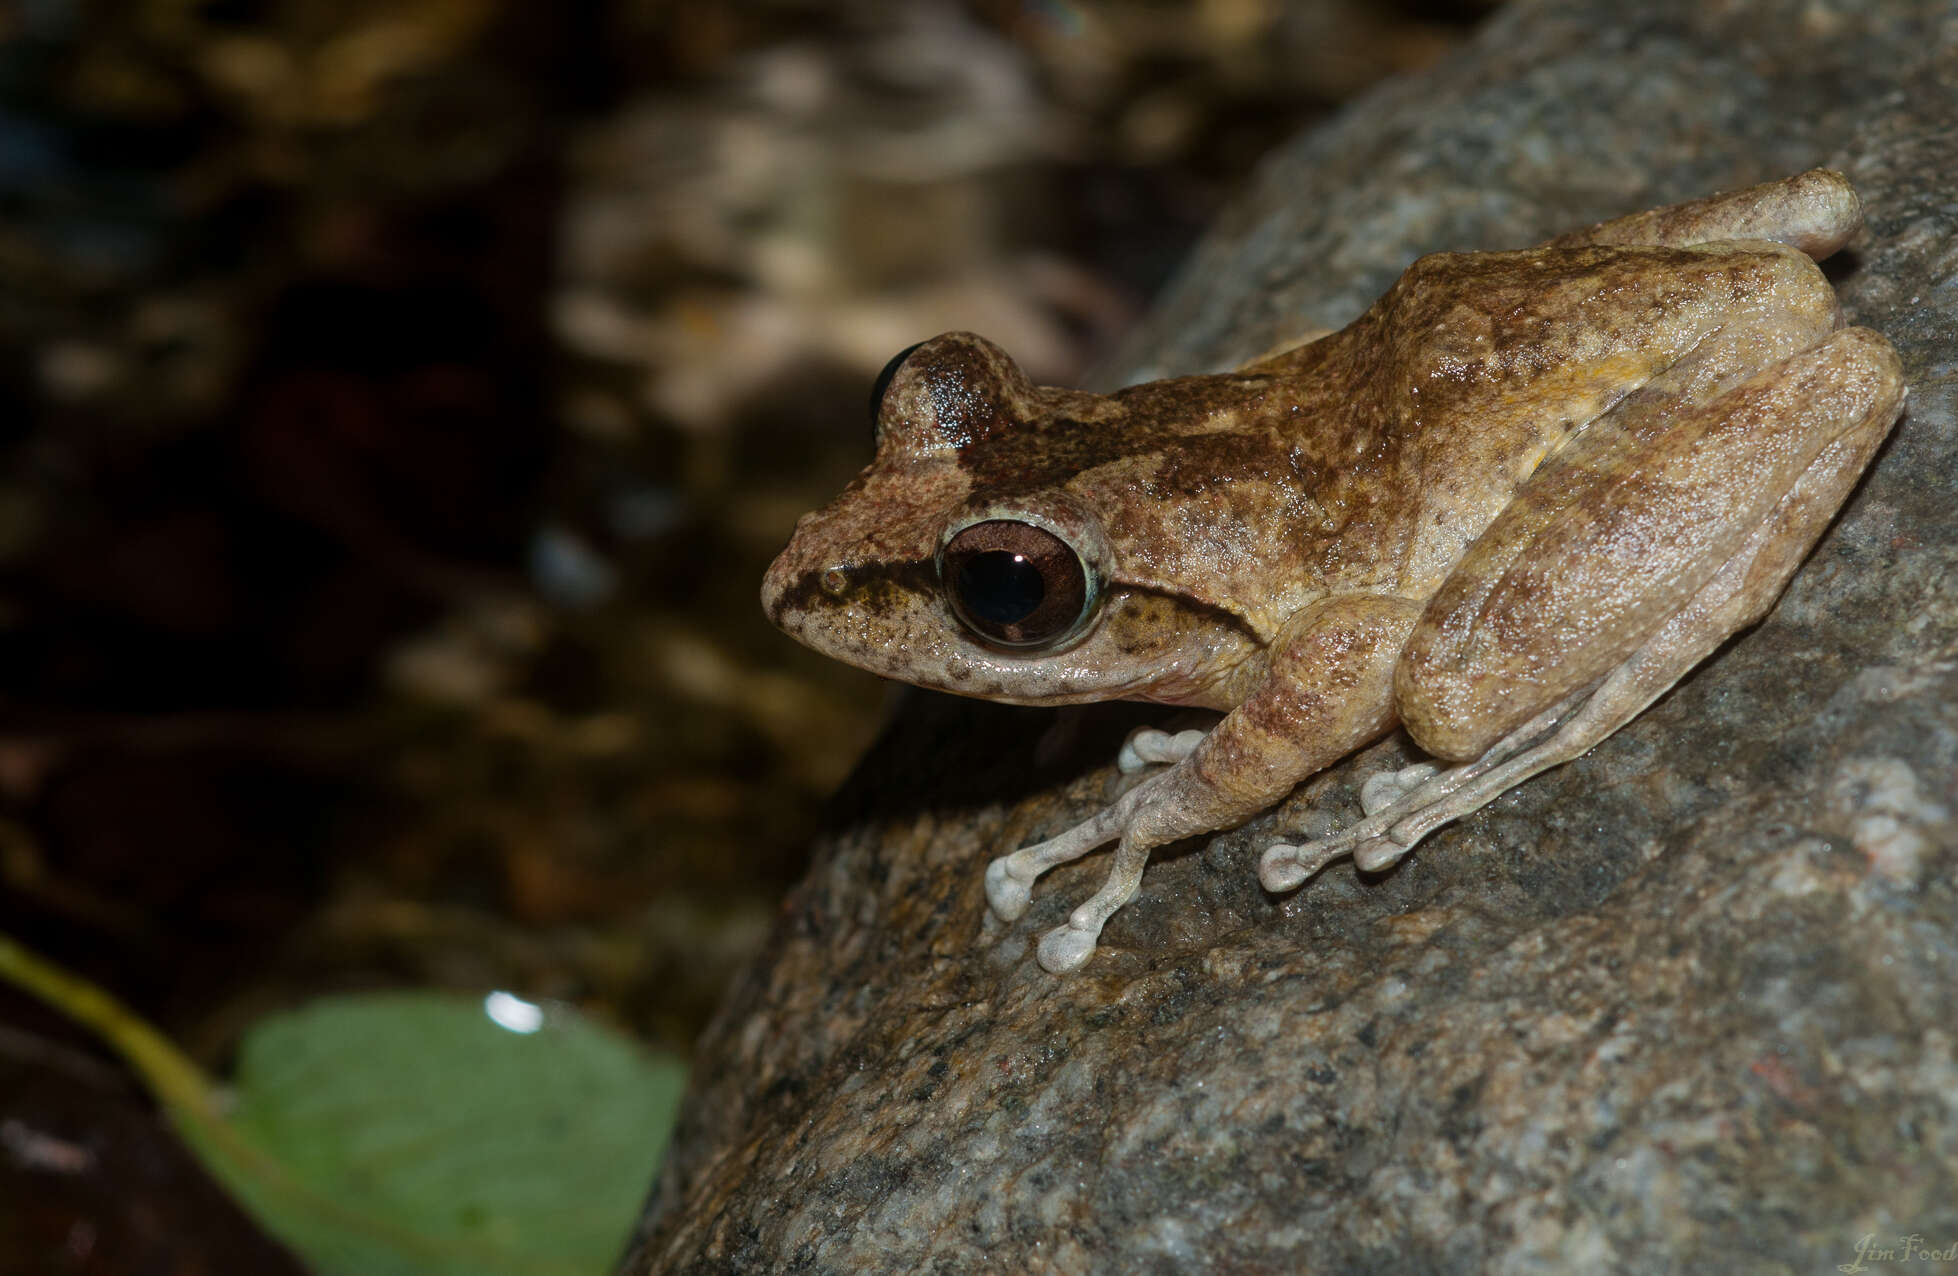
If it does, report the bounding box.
[956,551,1045,626]
[869,341,925,442]
[941,520,1098,649]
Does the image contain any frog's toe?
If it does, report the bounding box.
[1259,840,1346,892]
[1036,922,1100,973]
[1117,726,1206,774]
[1263,809,1428,891]
[985,856,1034,920]
[1359,762,1440,816]
[1354,831,1419,872]
[1259,845,1310,892]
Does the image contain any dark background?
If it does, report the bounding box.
[0,0,1488,1265]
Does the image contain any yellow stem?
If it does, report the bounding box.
[0,932,220,1116]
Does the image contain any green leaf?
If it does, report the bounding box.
[222,991,689,1276]
[0,935,687,1276]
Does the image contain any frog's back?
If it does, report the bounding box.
[1370,240,1838,446]
[1255,239,1836,585]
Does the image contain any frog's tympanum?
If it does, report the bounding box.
[762,170,1905,973]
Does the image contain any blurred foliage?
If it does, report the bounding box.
[1,934,686,1275]
[0,0,1488,1263]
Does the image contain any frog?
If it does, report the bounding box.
[761,169,1905,974]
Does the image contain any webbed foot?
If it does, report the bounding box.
[1261,691,1589,893]
[1358,762,1441,815]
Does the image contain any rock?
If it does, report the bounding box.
[624,0,1958,1270]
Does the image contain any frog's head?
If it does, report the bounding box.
[761,332,1259,709]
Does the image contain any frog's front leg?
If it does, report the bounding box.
[1116,726,1207,774]
[1263,326,1904,892]
[987,594,1423,972]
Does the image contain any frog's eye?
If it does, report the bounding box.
[868,341,924,443]
[940,520,1099,650]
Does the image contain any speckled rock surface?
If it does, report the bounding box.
[626,1,1958,1271]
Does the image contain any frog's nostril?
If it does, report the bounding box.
[820,566,850,598]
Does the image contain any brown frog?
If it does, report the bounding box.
[761,169,1905,973]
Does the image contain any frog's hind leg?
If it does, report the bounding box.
[1261,690,1587,889]
[1550,168,1861,259]
[1262,326,1904,892]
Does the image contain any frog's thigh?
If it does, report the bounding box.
[1400,326,1904,762]
[1551,169,1859,259]
[1363,382,1900,861]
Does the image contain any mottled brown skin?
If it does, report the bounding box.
[762,169,1906,973]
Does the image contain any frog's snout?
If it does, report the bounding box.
[759,543,800,630]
